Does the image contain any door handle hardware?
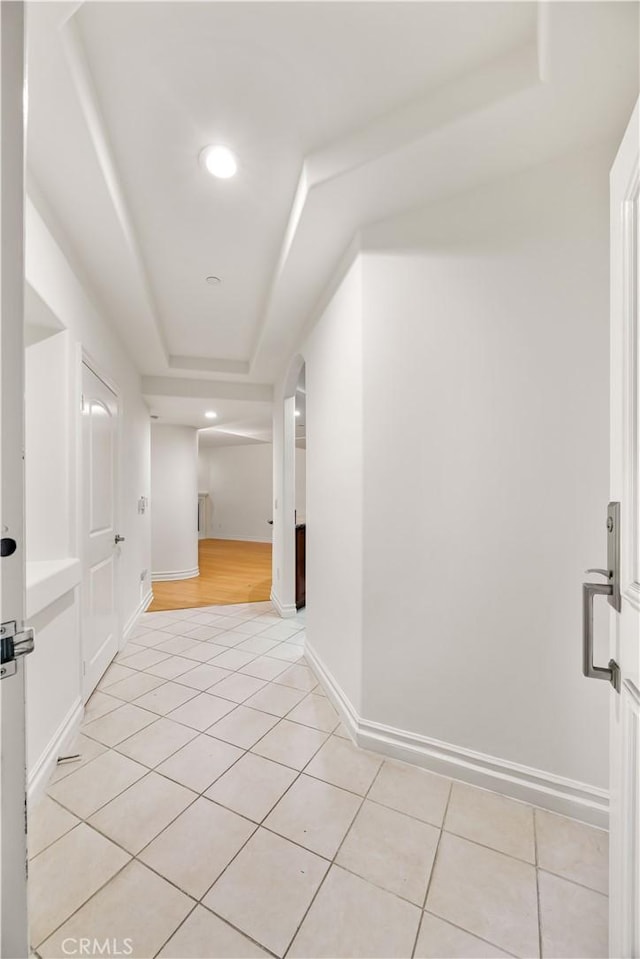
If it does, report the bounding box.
[581,502,622,693]
[0,620,35,680]
[582,582,620,691]
[114,534,125,545]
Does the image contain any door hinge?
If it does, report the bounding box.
[1,620,35,680]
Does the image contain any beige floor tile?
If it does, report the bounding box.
[183,625,223,641]
[47,734,107,785]
[48,749,147,818]
[426,833,539,958]
[117,648,170,671]
[265,773,360,858]
[206,630,247,648]
[145,655,199,680]
[235,635,280,655]
[182,643,231,663]
[229,620,271,637]
[29,823,130,947]
[168,692,237,730]
[337,799,439,905]
[83,690,122,724]
[213,648,259,670]
[105,671,166,702]
[289,864,421,959]
[252,719,328,770]
[140,796,255,898]
[115,717,198,768]
[88,771,196,854]
[158,905,269,958]
[156,635,204,655]
[261,622,303,641]
[207,705,280,749]
[28,796,80,859]
[82,703,157,746]
[264,644,304,663]
[333,722,352,740]
[445,782,535,863]
[535,809,608,894]
[203,828,328,957]
[176,662,232,690]
[240,656,289,681]
[158,618,198,636]
[538,870,608,958]
[157,733,243,792]
[368,759,451,826]
[205,752,297,822]
[286,694,339,732]
[134,681,199,716]
[211,672,267,704]
[133,629,175,648]
[305,736,382,795]
[98,663,137,689]
[244,683,307,717]
[273,664,318,692]
[38,860,193,959]
[115,641,146,661]
[415,914,512,958]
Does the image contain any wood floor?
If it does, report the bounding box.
[149,538,272,611]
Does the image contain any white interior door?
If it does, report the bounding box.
[82,362,119,700]
[609,97,640,959]
[0,4,30,956]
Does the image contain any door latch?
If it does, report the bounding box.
[1,620,35,680]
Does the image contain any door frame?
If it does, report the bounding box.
[79,349,122,698]
[608,96,640,959]
[0,2,29,954]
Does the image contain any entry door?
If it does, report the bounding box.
[0,4,30,955]
[82,363,119,699]
[609,98,640,959]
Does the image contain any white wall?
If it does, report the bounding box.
[151,424,199,580]
[24,197,152,793]
[274,143,613,822]
[198,442,274,543]
[274,260,364,709]
[361,144,612,801]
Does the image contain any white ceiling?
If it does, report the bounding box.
[26,1,639,441]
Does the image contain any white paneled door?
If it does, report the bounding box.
[0,3,29,955]
[609,98,640,959]
[82,363,120,700]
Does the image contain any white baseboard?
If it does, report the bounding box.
[304,640,608,829]
[122,588,153,642]
[151,567,199,582]
[28,696,84,805]
[270,588,298,619]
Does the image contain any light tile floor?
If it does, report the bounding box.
[29,602,609,959]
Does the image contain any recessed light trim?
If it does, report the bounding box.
[201,145,237,179]
[206,276,221,286]
[205,411,217,419]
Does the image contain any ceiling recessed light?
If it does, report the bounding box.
[205,411,217,419]
[206,276,221,286]
[295,410,301,417]
[201,145,237,179]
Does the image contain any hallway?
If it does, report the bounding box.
[149,540,273,611]
[28,603,607,959]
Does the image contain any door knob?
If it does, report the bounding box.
[114,534,125,545]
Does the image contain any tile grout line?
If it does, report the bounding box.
[534,807,544,959]
[409,778,454,959]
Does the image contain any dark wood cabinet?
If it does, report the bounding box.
[295,523,306,610]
